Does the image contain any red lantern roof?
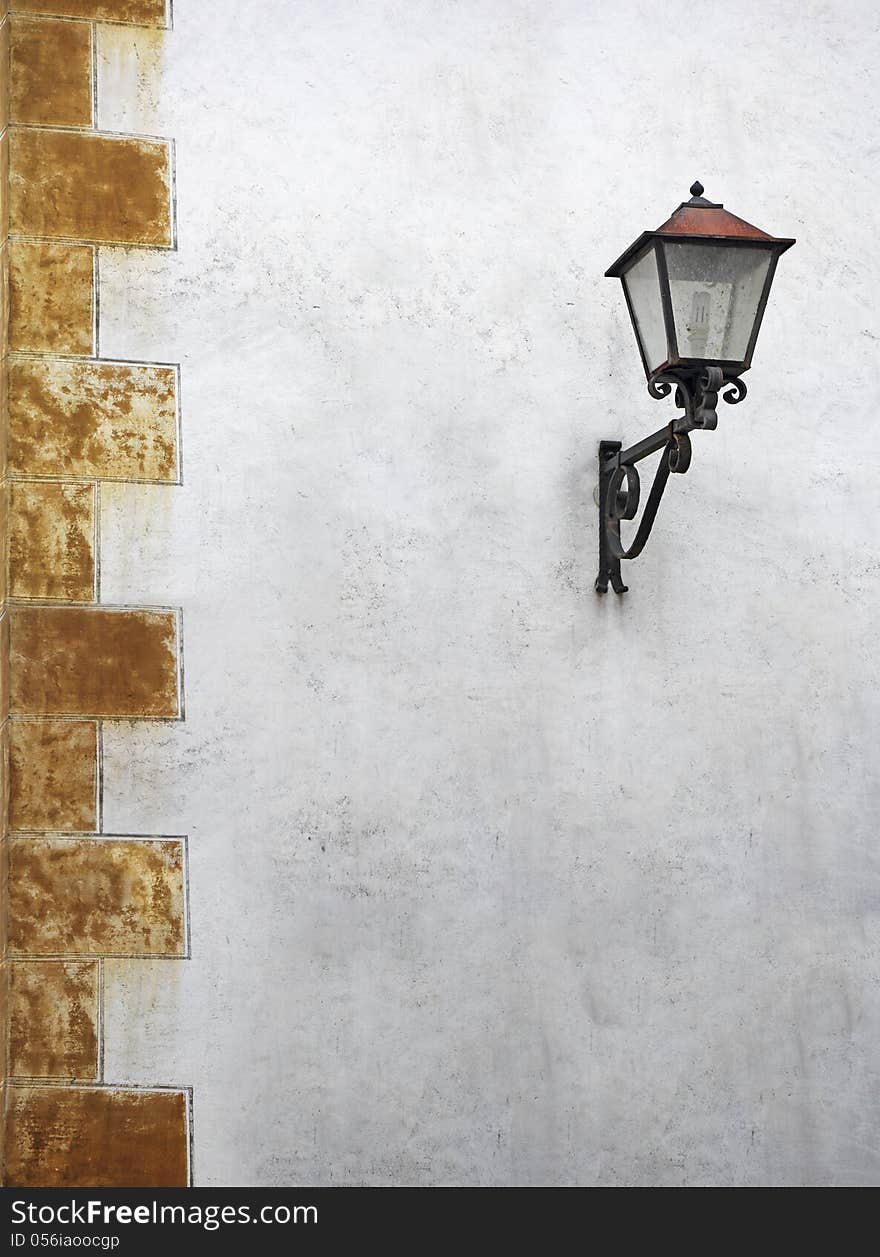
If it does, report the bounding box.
[605,182,795,276]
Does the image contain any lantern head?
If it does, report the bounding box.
[606,182,795,381]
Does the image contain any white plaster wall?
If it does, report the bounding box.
[95,0,880,1185]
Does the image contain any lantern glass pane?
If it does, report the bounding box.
[663,241,772,363]
[622,247,668,371]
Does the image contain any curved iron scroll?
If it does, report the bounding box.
[604,431,692,564]
[595,366,746,594]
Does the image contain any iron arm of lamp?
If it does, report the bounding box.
[595,365,746,594]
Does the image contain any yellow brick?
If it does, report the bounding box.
[9,358,178,481]
[10,129,172,246]
[8,836,186,956]
[9,481,96,602]
[0,19,9,132]
[8,241,94,355]
[8,719,98,831]
[4,1087,188,1187]
[9,960,98,1079]
[9,17,92,128]
[10,605,179,718]
[12,1,166,25]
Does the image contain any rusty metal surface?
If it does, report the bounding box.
[654,205,773,238]
[4,1087,188,1187]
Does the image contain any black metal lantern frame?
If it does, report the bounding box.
[596,183,794,594]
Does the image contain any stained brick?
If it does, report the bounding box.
[0,473,7,607]
[1,241,9,364]
[9,129,172,246]
[8,836,186,956]
[8,241,94,355]
[9,960,98,1078]
[10,605,179,718]
[0,965,8,1108]
[9,481,96,601]
[0,611,10,723]
[0,19,9,132]
[8,719,97,831]
[9,358,178,482]
[1,722,10,832]
[4,1087,188,1187]
[1,131,9,239]
[12,1,166,25]
[10,17,92,128]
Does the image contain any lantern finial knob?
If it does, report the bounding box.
[689,180,704,197]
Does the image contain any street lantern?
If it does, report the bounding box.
[596,182,795,595]
[606,181,794,381]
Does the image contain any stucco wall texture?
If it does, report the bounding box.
[41,0,880,1185]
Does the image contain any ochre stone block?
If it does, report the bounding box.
[9,960,98,1078]
[0,19,9,131]
[0,961,8,1069]
[8,719,98,831]
[0,473,7,606]
[11,1,166,27]
[9,481,96,601]
[0,611,10,723]
[1,240,9,363]
[8,241,94,355]
[1,722,10,832]
[8,358,178,481]
[9,129,172,246]
[10,606,180,717]
[1,130,9,239]
[8,836,186,956]
[10,17,92,127]
[4,1087,188,1187]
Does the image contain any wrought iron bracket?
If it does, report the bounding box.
[595,366,747,594]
